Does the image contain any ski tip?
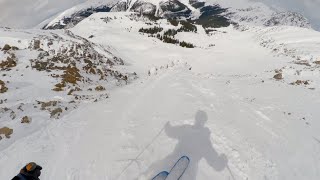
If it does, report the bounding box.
[161,171,169,175]
[152,171,169,180]
[180,156,190,161]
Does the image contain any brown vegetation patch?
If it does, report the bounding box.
[0,80,8,93]
[61,66,82,84]
[290,80,309,86]
[83,59,97,74]
[21,116,32,124]
[52,66,82,91]
[53,83,65,91]
[95,85,106,91]
[40,101,58,110]
[37,100,64,119]
[28,32,130,95]
[67,87,81,95]
[273,73,283,80]
[31,55,70,71]
[0,127,13,140]
[294,60,311,66]
[50,108,63,119]
[33,40,41,49]
[0,53,17,70]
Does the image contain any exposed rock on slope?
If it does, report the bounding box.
[264,12,311,28]
[159,0,192,18]
[0,127,13,140]
[0,27,136,126]
[131,1,157,15]
[44,5,112,29]
[0,80,8,93]
[43,0,311,33]
[44,0,231,30]
[228,3,311,29]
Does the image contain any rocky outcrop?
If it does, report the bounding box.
[95,85,106,91]
[21,116,32,124]
[0,80,8,93]
[265,12,311,28]
[44,5,112,30]
[189,0,205,9]
[131,1,157,15]
[0,127,13,140]
[110,1,128,12]
[0,53,17,71]
[273,73,283,80]
[27,30,127,92]
[195,5,230,28]
[2,44,11,51]
[159,0,192,18]
[50,108,63,119]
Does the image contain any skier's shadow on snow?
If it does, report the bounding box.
[143,110,228,180]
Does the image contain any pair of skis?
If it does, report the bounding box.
[152,156,190,180]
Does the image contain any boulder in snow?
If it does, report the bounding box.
[21,116,32,124]
[0,127,13,140]
[0,80,8,93]
[2,44,11,51]
[95,85,106,91]
[50,108,63,119]
[273,73,283,80]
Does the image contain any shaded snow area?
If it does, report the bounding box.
[0,0,88,28]
[1,5,320,180]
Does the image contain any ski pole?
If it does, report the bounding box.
[116,123,167,179]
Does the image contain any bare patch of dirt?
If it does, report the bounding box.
[0,127,13,140]
[0,53,17,70]
[0,80,8,93]
[40,101,58,110]
[290,80,310,86]
[37,100,68,119]
[273,73,283,80]
[294,60,311,66]
[95,85,106,91]
[21,116,32,124]
[50,108,63,119]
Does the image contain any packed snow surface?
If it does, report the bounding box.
[1,11,320,180]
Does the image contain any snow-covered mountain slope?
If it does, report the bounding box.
[0,26,137,150]
[0,0,316,30]
[42,0,312,31]
[0,0,88,28]
[43,0,120,29]
[1,9,320,180]
[229,4,311,28]
[257,0,320,30]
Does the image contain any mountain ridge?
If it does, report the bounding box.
[41,0,311,30]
